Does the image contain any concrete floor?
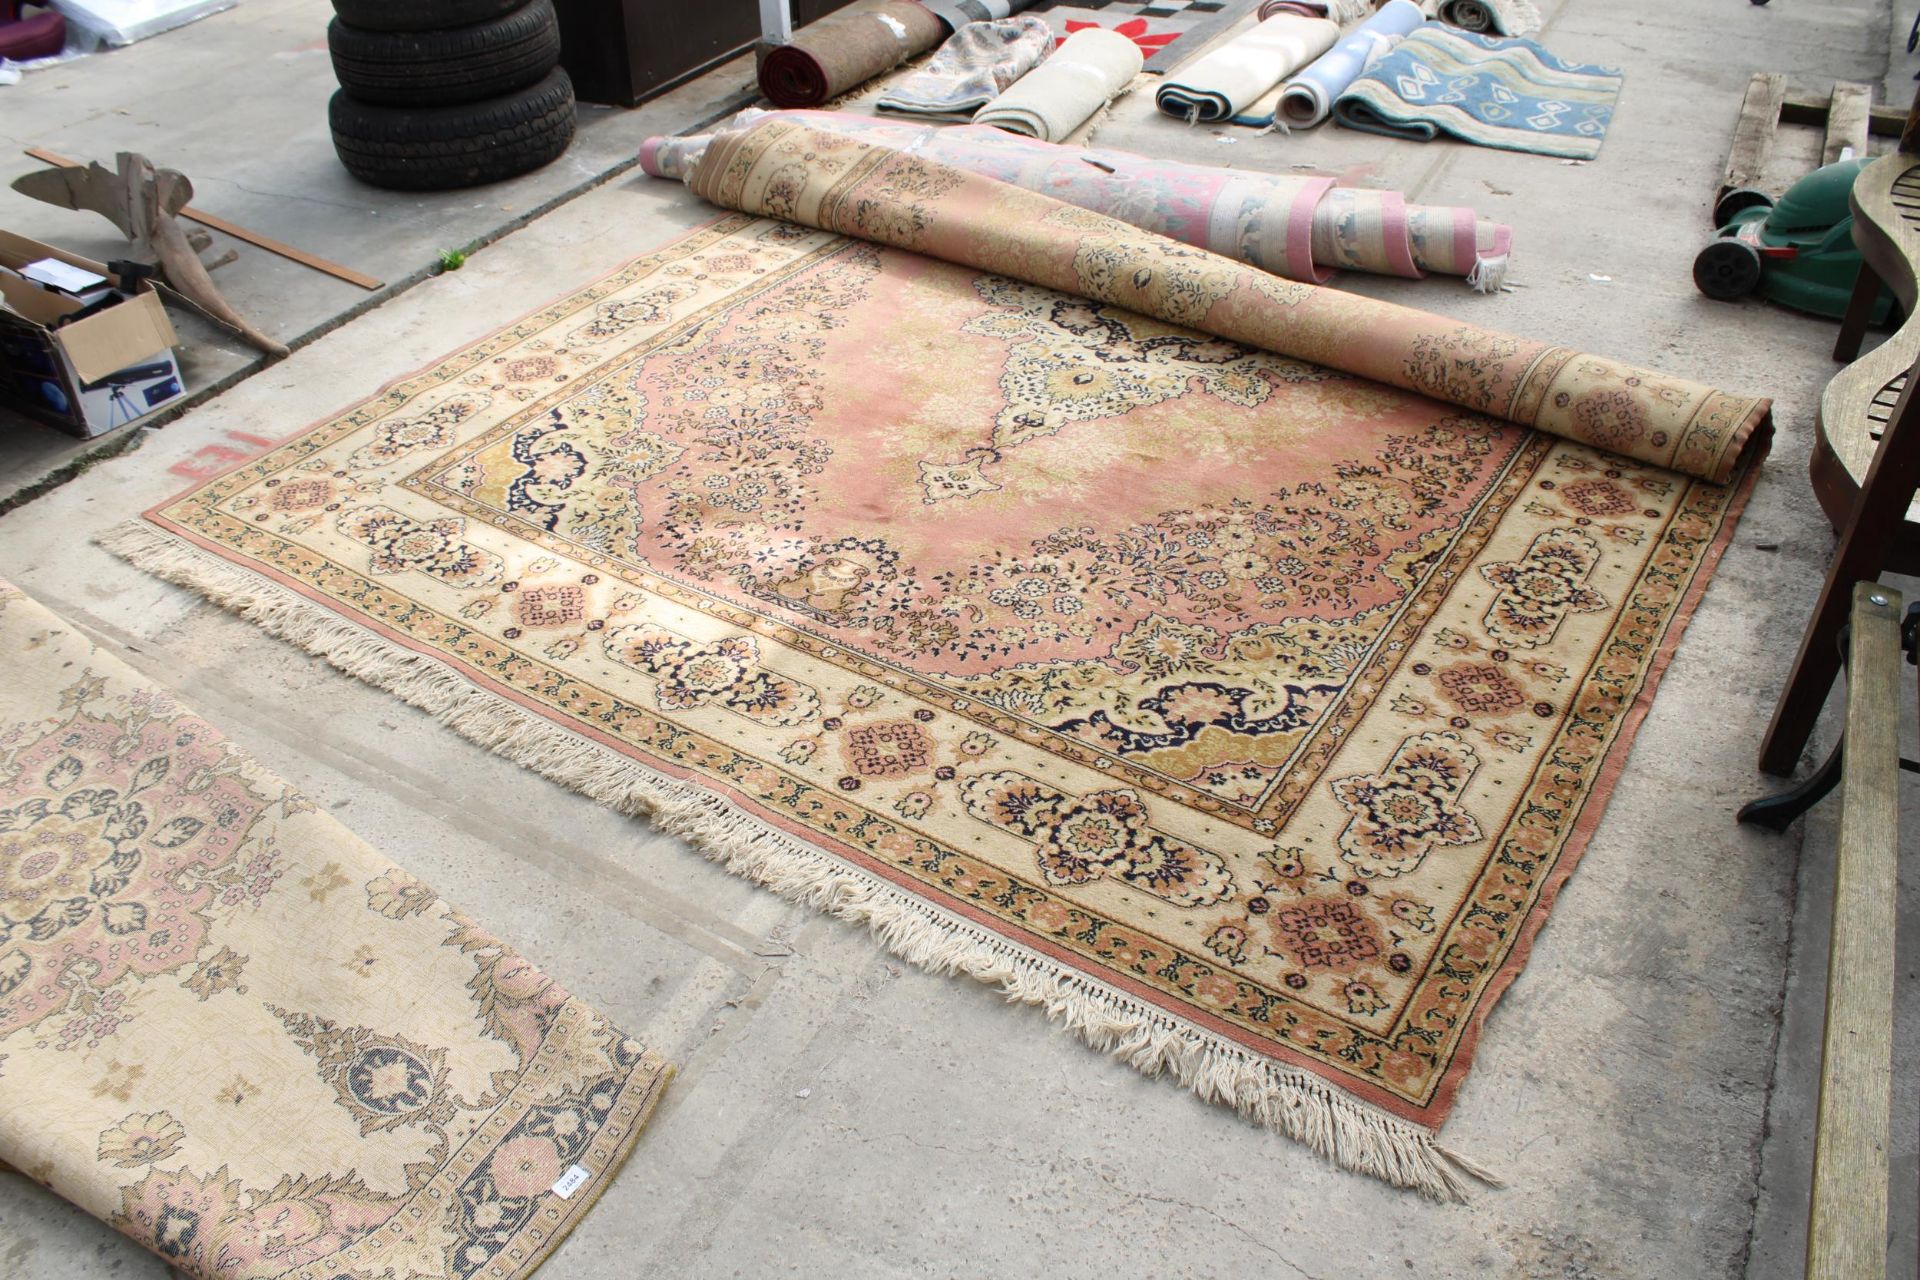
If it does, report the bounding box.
[0,0,1912,1276]
[0,0,760,508]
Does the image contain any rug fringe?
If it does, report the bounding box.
[1466,252,1508,293]
[100,519,1498,1201]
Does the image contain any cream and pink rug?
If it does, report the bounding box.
[107,119,1767,1197]
[0,578,669,1276]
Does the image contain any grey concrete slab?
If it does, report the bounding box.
[0,1,1910,1277]
[0,0,762,503]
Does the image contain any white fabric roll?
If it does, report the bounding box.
[974,26,1144,142]
[1276,0,1425,127]
[1155,12,1339,123]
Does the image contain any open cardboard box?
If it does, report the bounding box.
[0,229,186,439]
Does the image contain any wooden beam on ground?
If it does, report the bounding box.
[1724,71,1788,197]
[1805,582,1902,1280]
[23,146,384,291]
[1823,82,1874,165]
[1784,99,1906,139]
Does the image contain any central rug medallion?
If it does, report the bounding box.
[113,132,1764,1195]
[410,243,1533,825]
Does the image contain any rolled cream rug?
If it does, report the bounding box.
[757,1,947,108]
[1276,0,1425,127]
[974,26,1143,141]
[1155,11,1339,123]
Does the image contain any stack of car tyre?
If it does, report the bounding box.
[327,0,576,192]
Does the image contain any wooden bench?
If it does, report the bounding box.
[1804,584,1903,1280]
[1743,92,1918,1280]
[1761,111,1920,775]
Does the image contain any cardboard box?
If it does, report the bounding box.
[0,230,186,439]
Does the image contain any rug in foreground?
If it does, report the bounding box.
[0,578,669,1277]
[112,127,1764,1197]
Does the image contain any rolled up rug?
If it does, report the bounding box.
[1436,0,1543,37]
[1311,185,1513,290]
[1276,0,1425,128]
[1155,11,1338,124]
[974,25,1141,141]
[1258,0,1372,18]
[875,14,1055,119]
[757,1,947,108]
[641,108,1515,290]
[919,0,1041,32]
[682,115,1768,483]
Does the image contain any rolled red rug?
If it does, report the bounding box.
[0,5,65,61]
[757,1,947,108]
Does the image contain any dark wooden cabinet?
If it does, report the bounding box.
[554,0,862,107]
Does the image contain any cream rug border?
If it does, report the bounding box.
[101,519,1500,1200]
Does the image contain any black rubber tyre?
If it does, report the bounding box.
[329,0,560,107]
[329,0,527,33]
[329,69,576,191]
[1712,186,1774,228]
[1693,239,1765,302]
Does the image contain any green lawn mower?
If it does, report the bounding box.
[1694,156,1896,323]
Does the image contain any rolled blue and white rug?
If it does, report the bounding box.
[1275,0,1426,128]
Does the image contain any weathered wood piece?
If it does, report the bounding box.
[1784,98,1907,139]
[24,146,383,292]
[1804,583,1901,1280]
[1723,71,1788,199]
[1823,81,1874,165]
[12,152,288,357]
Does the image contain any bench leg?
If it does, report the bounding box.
[1759,352,1920,775]
[1833,260,1883,364]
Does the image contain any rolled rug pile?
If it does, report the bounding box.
[757,1,947,108]
[1156,10,1338,124]
[974,25,1142,141]
[920,0,1041,31]
[876,15,1055,119]
[640,108,1515,291]
[1258,0,1373,18]
[1436,0,1543,37]
[1276,0,1425,128]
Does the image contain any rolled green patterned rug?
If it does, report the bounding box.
[757,1,947,108]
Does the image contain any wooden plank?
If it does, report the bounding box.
[1724,71,1788,197]
[1823,82,1874,165]
[1805,582,1902,1280]
[1785,98,1912,139]
[22,147,384,291]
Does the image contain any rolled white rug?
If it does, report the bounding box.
[1155,11,1338,123]
[1276,0,1425,128]
[975,26,1144,141]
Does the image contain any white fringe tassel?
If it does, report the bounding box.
[1466,253,1509,294]
[100,520,1500,1201]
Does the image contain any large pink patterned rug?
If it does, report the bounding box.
[107,119,1767,1197]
